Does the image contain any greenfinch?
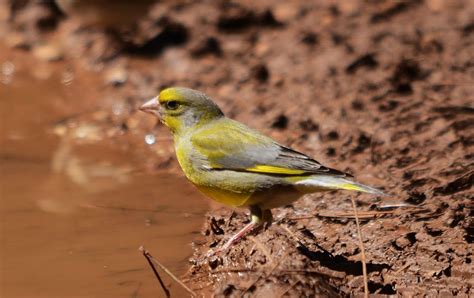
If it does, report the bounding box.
[140,87,385,250]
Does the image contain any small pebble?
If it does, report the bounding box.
[104,66,128,86]
[33,43,64,62]
[4,32,30,49]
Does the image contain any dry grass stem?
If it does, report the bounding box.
[139,246,170,297]
[277,278,301,298]
[248,236,274,263]
[281,269,344,279]
[288,206,421,221]
[241,249,287,297]
[350,197,369,298]
[279,224,304,244]
[139,246,197,297]
[225,209,236,229]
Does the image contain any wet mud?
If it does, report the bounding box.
[1,0,473,296]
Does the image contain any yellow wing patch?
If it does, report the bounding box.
[245,165,306,175]
[339,183,365,191]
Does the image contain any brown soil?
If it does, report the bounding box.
[2,0,473,296]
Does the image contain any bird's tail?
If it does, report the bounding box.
[294,175,387,196]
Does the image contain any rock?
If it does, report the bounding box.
[190,37,222,57]
[4,32,31,50]
[426,0,445,12]
[33,43,64,62]
[104,65,128,86]
[273,3,299,23]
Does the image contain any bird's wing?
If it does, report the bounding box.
[191,119,349,177]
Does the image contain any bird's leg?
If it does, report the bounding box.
[261,208,273,223]
[220,221,258,251]
[220,206,272,251]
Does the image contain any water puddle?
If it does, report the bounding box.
[0,51,208,297]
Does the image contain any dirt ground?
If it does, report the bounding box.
[2,0,473,296]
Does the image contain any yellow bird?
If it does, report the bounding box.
[140,87,385,250]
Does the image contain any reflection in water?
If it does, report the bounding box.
[0,58,208,297]
[37,136,133,214]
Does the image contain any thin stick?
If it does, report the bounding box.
[225,209,236,229]
[350,197,369,298]
[277,278,300,298]
[139,246,197,297]
[279,225,303,243]
[241,247,285,297]
[140,247,170,297]
[248,236,274,264]
[281,268,345,279]
[184,266,345,284]
[393,261,412,275]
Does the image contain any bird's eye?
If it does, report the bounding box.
[165,100,179,110]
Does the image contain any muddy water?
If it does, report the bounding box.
[0,55,208,297]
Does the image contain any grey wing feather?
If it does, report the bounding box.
[193,119,350,177]
[272,145,351,177]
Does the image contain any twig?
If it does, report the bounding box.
[184,266,345,284]
[279,224,303,243]
[240,248,286,297]
[394,261,412,275]
[139,246,197,297]
[281,269,345,279]
[248,236,274,263]
[277,278,300,298]
[140,247,170,297]
[240,271,265,297]
[225,209,236,229]
[210,268,256,275]
[189,281,214,292]
[350,197,369,298]
[288,206,421,221]
[181,268,257,283]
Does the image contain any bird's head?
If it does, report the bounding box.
[140,87,224,135]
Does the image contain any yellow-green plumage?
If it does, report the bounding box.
[175,117,317,208]
[140,87,385,247]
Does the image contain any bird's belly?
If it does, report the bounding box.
[195,185,251,207]
[195,184,304,209]
[246,185,305,209]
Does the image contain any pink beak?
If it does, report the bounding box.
[139,97,160,115]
